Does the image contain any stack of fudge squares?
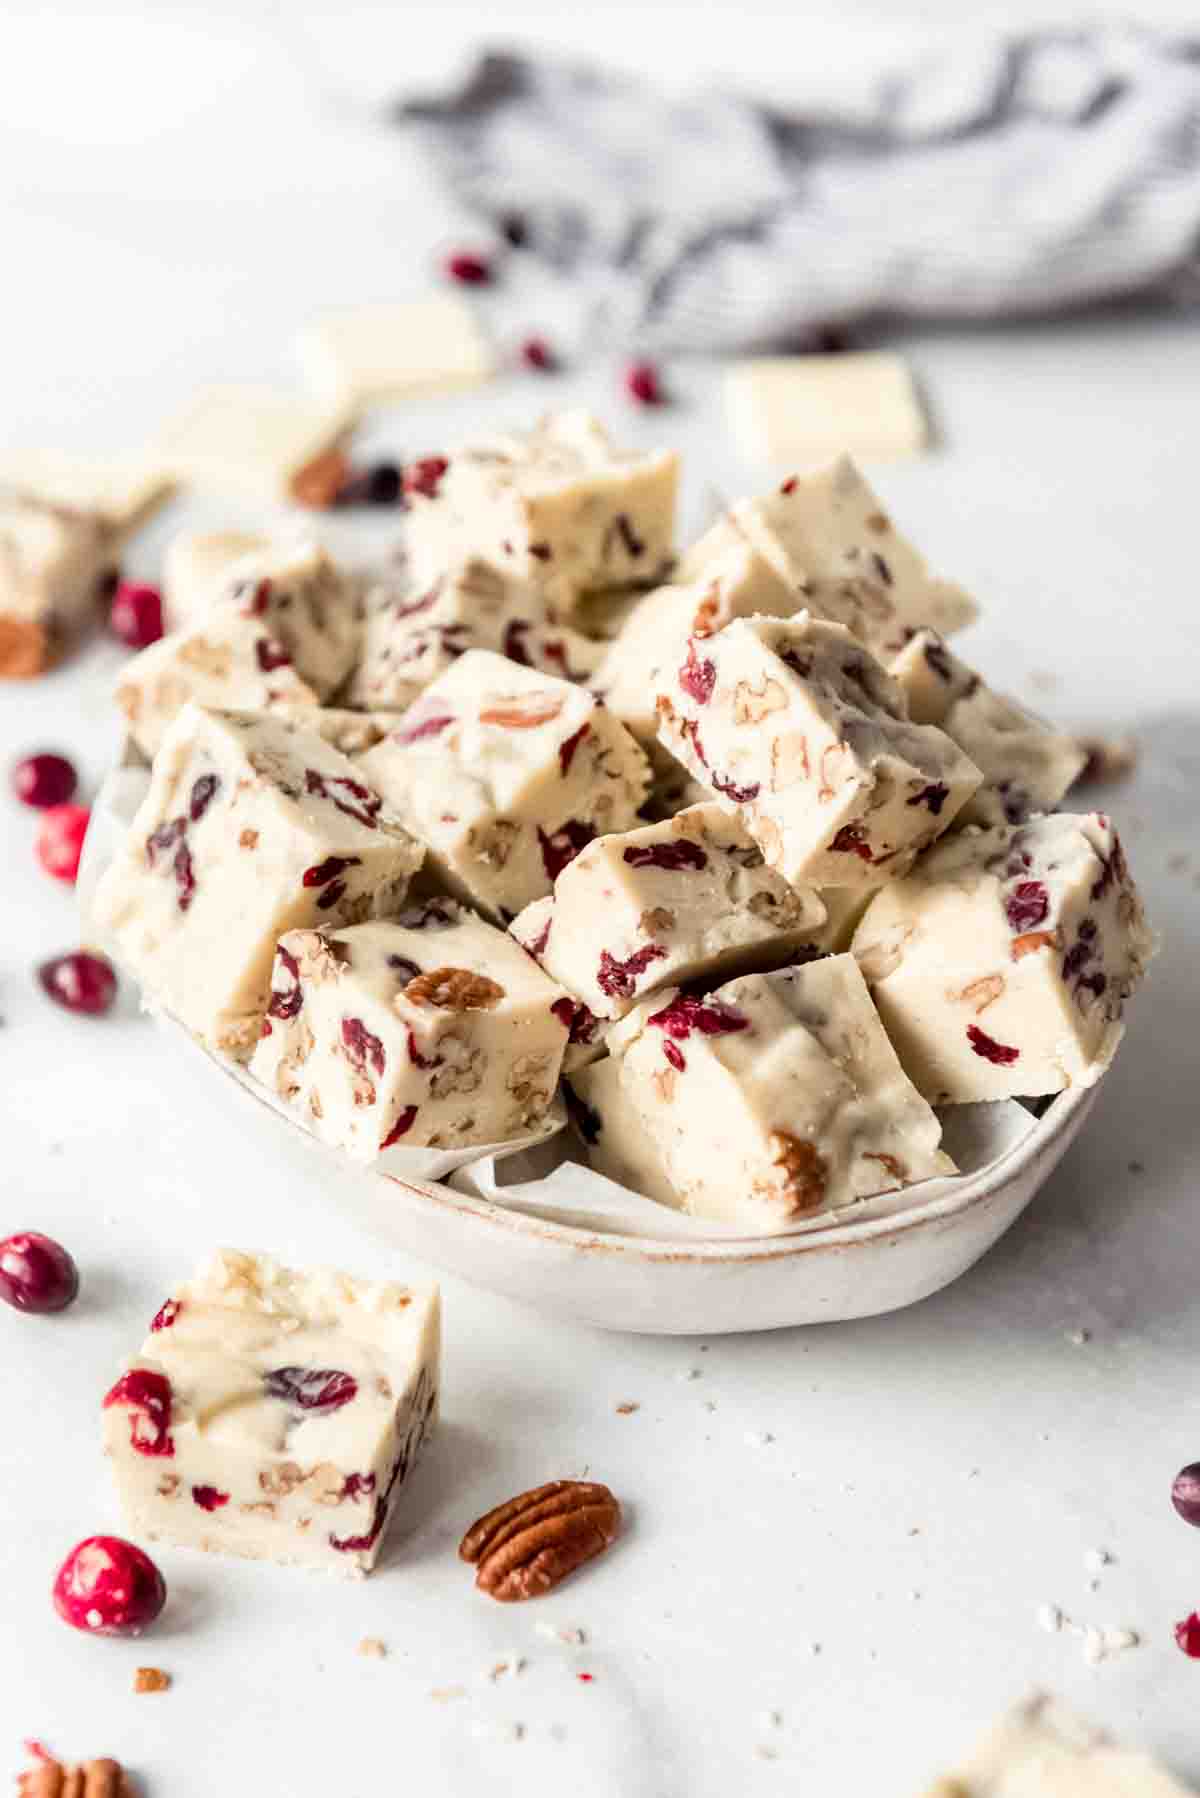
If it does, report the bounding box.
[92,411,1156,1241]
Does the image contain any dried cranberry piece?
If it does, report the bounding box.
[342,1472,377,1501]
[316,880,347,910]
[255,636,293,673]
[235,577,272,617]
[563,1083,602,1144]
[342,1016,386,1076]
[539,636,589,682]
[966,1024,1020,1066]
[596,943,668,1001]
[830,825,873,862]
[53,1536,166,1637]
[0,1232,79,1313]
[906,783,949,815]
[444,250,491,285]
[1176,1613,1200,1658]
[1172,1465,1200,1526]
[103,1369,175,1457]
[567,1003,600,1046]
[710,769,761,804]
[662,1039,686,1072]
[303,854,361,889]
[109,581,164,650]
[263,1367,358,1412]
[35,803,90,883]
[557,723,590,777]
[173,841,196,911]
[396,710,455,745]
[550,997,576,1034]
[623,840,707,872]
[679,641,716,705]
[648,992,749,1043]
[146,816,185,863]
[192,1485,229,1512]
[12,751,77,809]
[38,951,117,1016]
[189,773,220,822]
[521,336,556,371]
[538,820,594,882]
[527,916,552,959]
[380,1105,419,1148]
[625,360,663,406]
[304,769,382,830]
[404,457,449,500]
[150,1299,180,1332]
[267,944,303,1020]
[1004,880,1049,932]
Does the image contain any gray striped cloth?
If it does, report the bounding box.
[398,28,1200,353]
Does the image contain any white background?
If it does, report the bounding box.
[2,4,1200,1793]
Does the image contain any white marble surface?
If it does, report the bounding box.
[2,6,1200,1793]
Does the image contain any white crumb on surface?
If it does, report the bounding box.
[1084,1547,1113,1574]
[469,1719,525,1744]
[430,1685,468,1702]
[535,1622,586,1646]
[1037,1604,1140,1664]
[1037,1603,1064,1634]
[488,1656,526,1681]
[745,1431,775,1447]
[1067,1328,1092,1345]
[757,1709,782,1729]
[677,1367,702,1381]
[754,1745,780,1761]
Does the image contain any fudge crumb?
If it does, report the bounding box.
[1083,1625,1139,1666]
[134,1666,171,1693]
[1073,734,1138,787]
[358,1637,387,1660]
[615,1402,640,1415]
[1084,1548,1113,1577]
[430,1684,468,1702]
[489,1655,526,1680]
[1037,1603,1064,1634]
[745,1430,775,1447]
[469,1719,524,1744]
[754,1745,780,1761]
[535,1622,586,1645]
[758,1709,782,1730]
[677,1367,702,1382]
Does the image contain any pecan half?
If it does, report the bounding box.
[478,695,564,729]
[768,1131,828,1213]
[19,1758,132,1797]
[134,1666,171,1694]
[459,1479,621,1602]
[404,967,505,1011]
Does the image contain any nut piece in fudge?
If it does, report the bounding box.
[102,1249,439,1578]
[347,555,602,712]
[0,492,119,677]
[271,706,407,761]
[851,810,1155,1103]
[602,955,952,1230]
[90,705,424,1058]
[680,456,975,655]
[402,411,678,616]
[510,804,828,1052]
[360,649,650,922]
[162,529,270,632]
[654,613,982,889]
[249,905,570,1156]
[888,628,1087,829]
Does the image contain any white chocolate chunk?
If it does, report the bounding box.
[568,1057,680,1208]
[296,296,493,408]
[102,1248,439,1579]
[348,555,602,713]
[726,353,929,466]
[602,955,952,1230]
[851,811,1155,1103]
[655,613,982,890]
[921,1692,1191,1797]
[91,705,424,1058]
[681,456,975,653]
[361,649,650,922]
[0,493,118,675]
[250,907,568,1156]
[0,449,174,534]
[153,384,352,502]
[402,411,678,615]
[162,529,270,632]
[510,805,827,1034]
[889,630,1087,829]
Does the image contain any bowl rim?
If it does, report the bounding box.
[379,1080,1097,1266]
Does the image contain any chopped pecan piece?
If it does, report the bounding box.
[768,1131,828,1213]
[459,1479,621,1602]
[1011,929,1060,962]
[478,695,564,729]
[134,1666,171,1694]
[404,967,505,1010]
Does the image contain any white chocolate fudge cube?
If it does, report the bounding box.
[604,956,951,1229]
[403,411,678,614]
[510,804,827,1031]
[681,456,975,655]
[0,494,118,675]
[348,556,602,712]
[162,529,270,632]
[567,1057,680,1208]
[91,706,424,1058]
[889,629,1086,830]
[250,906,569,1156]
[361,649,650,922]
[102,1249,439,1579]
[655,613,982,890]
[210,541,361,700]
[851,811,1155,1103]
[116,613,321,760]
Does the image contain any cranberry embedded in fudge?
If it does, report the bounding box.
[850,811,1156,1103]
[90,705,424,1058]
[654,613,982,890]
[249,904,570,1155]
[101,1249,439,1579]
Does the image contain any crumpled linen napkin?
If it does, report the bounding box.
[398,27,1200,352]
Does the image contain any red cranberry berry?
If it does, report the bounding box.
[1176,1612,1200,1658]
[521,336,556,372]
[1172,1464,1200,1526]
[35,804,90,883]
[444,250,492,286]
[625,360,664,406]
[53,1535,166,1637]
[38,951,117,1017]
[109,581,164,650]
[11,751,78,810]
[0,1232,79,1314]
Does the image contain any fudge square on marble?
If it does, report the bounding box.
[510,803,829,1054]
[102,1249,439,1579]
[599,955,952,1229]
[680,455,976,657]
[655,612,982,890]
[360,649,650,922]
[850,810,1155,1104]
[402,410,678,616]
[888,628,1087,830]
[250,905,570,1157]
[91,705,424,1058]
[0,491,118,677]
